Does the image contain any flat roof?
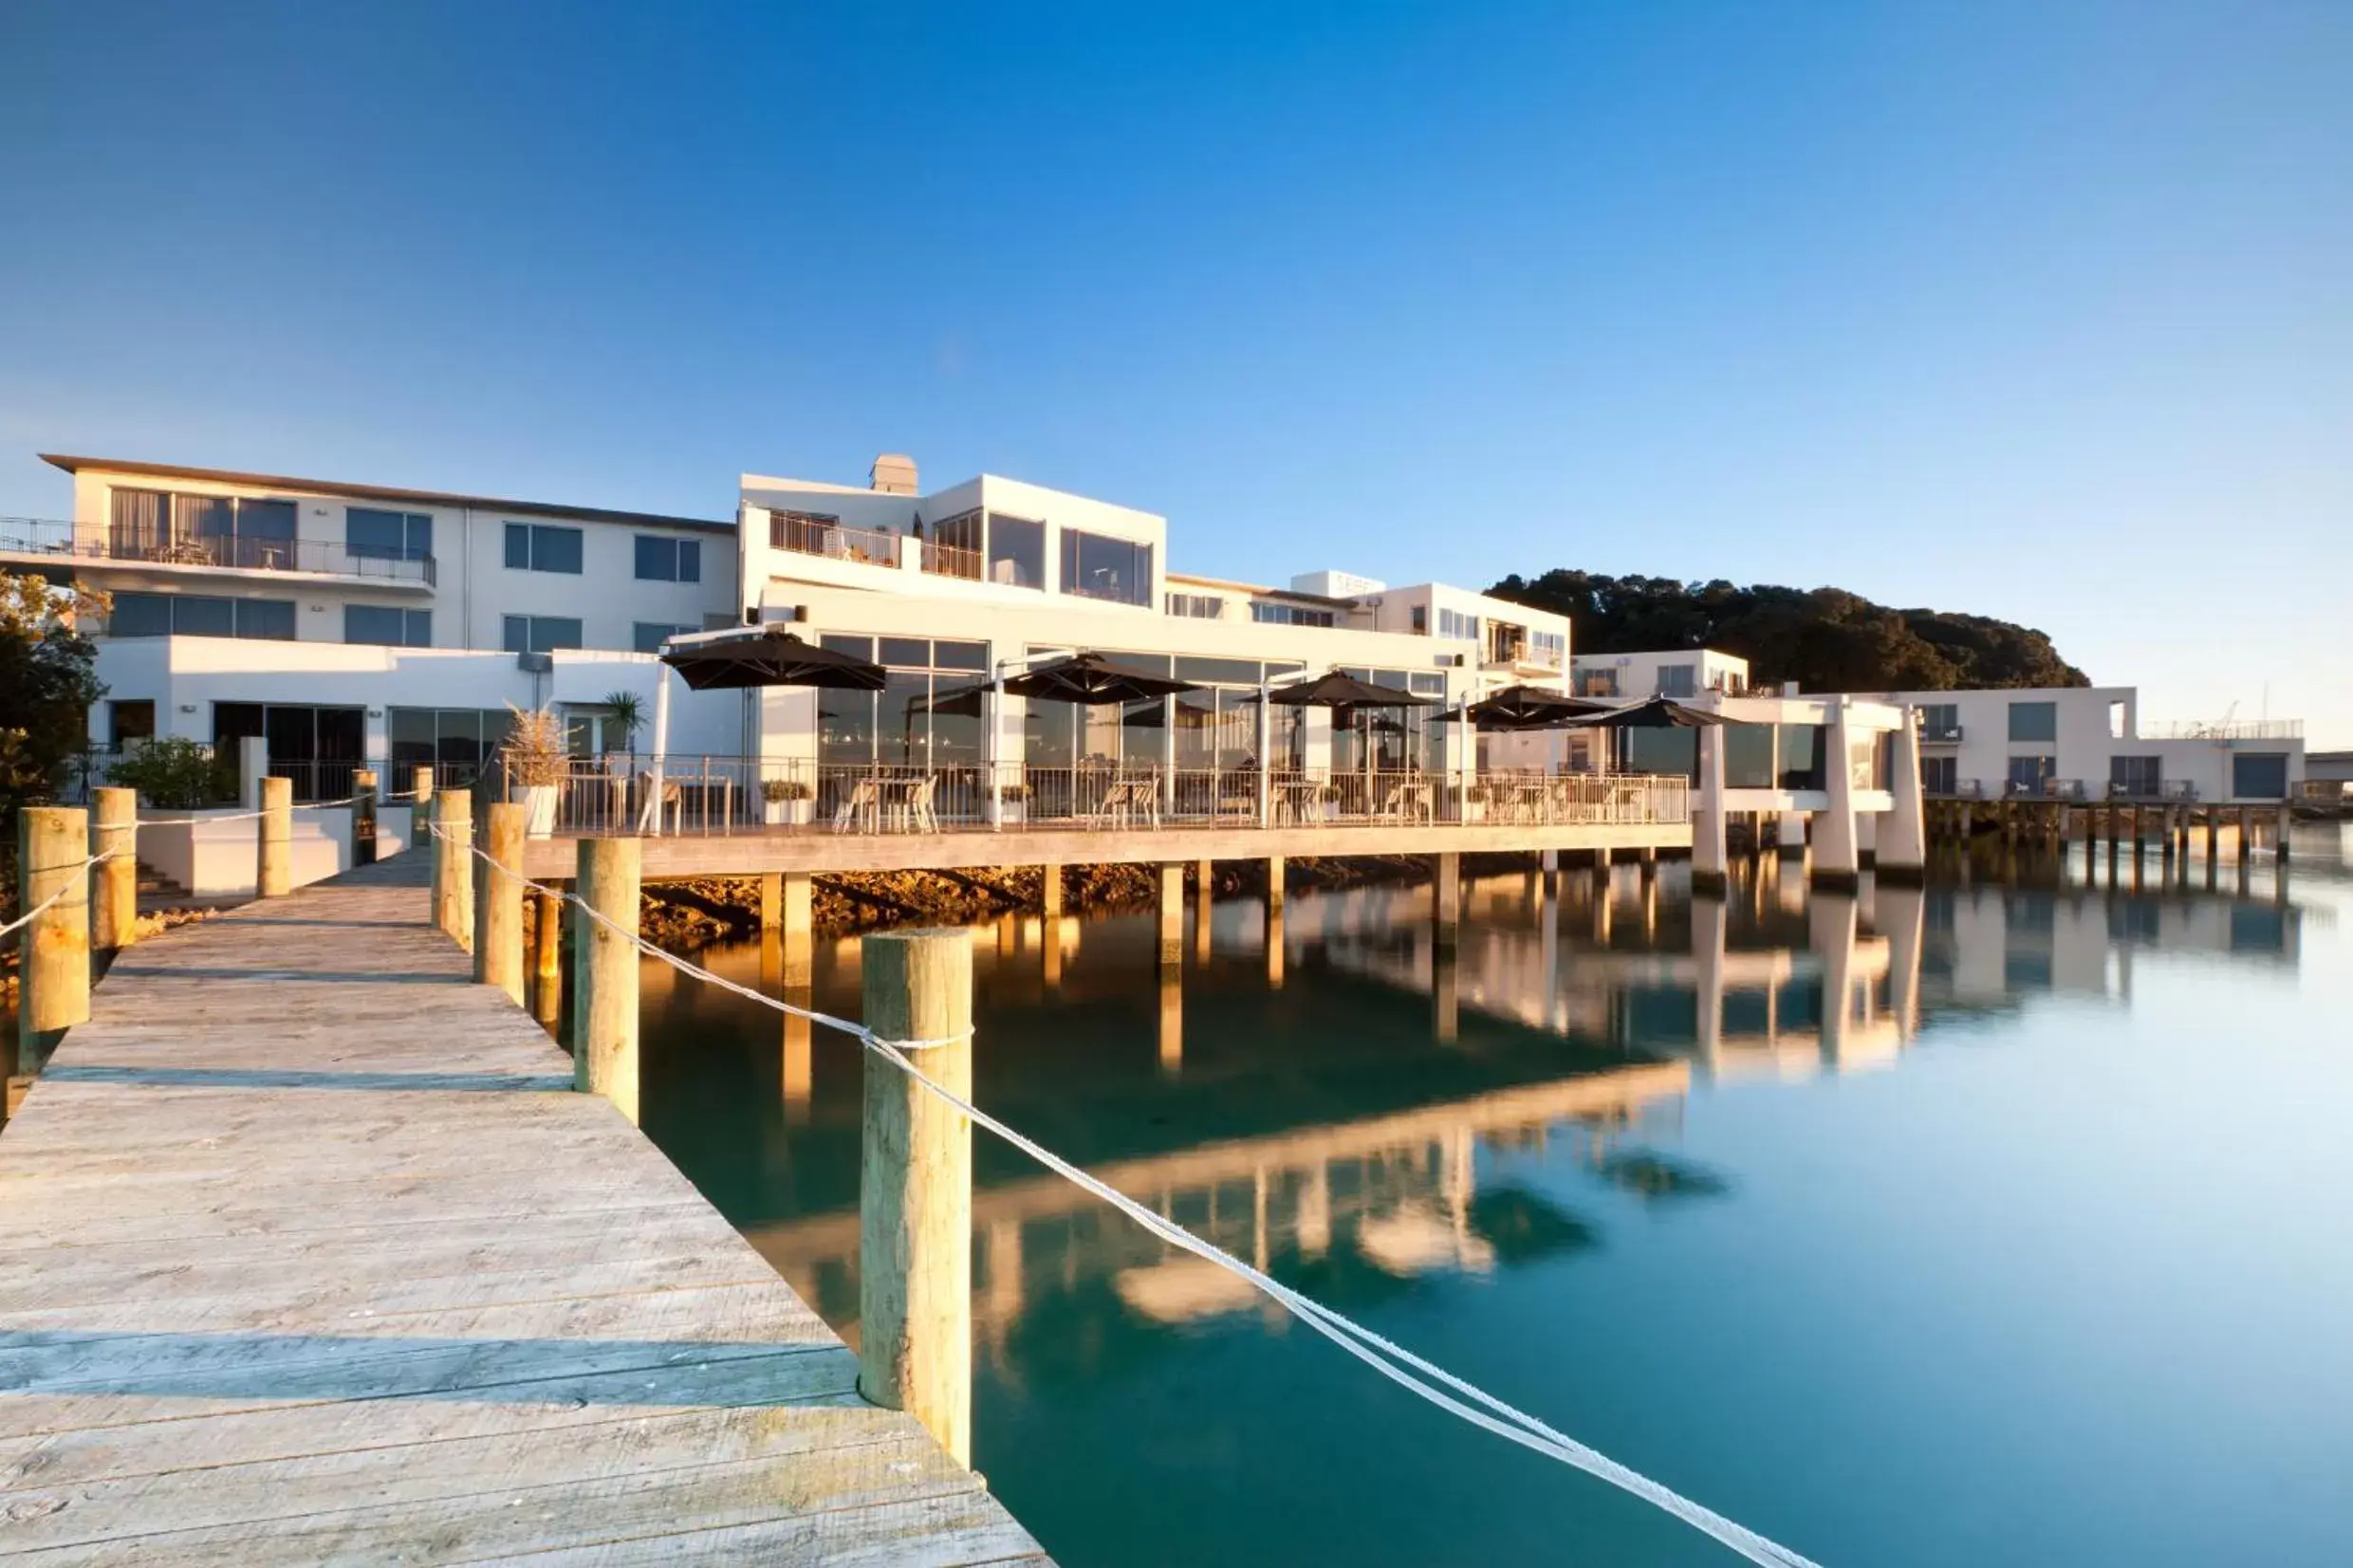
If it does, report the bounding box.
[42,454,735,534]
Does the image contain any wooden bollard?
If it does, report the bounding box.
[431,793,473,950]
[352,768,379,868]
[532,886,565,1028]
[858,928,973,1466]
[15,806,91,1079]
[474,802,528,1005]
[91,787,138,953]
[410,766,435,851]
[256,776,292,897]
[574,837,641,1122]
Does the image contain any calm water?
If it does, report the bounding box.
[637,828,2353,1568]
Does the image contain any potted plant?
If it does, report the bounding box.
[761,775,813,827]
[500,704,569,839]
[602,690,643,761]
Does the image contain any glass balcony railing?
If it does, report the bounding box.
[0,518,435,585]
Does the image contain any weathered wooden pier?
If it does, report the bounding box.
[0,803,1047,1563]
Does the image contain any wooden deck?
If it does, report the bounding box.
[0,858,1048,1565]
[523,818,1693,881]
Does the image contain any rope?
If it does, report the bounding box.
[0,851,125,940]
[429,824,1821,1566]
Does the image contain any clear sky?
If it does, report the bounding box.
[2,2,2346,741]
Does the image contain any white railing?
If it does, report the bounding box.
[2139,718,2303,741]
[551,756,1694,837]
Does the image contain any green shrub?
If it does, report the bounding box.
[110,737,235,810]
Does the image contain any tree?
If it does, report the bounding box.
[0,569,107,816]
[1488,569,2086,693]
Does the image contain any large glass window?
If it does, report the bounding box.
[2109,755,2161,797]
[1777,724,1825,790]
[1657,663,1697,698]
[2008,701,2058,743]
[1165,593,1224,619]
[504,523,583,574]
[985,513,1046,589]
[347,507,433,562]
[502,615,583,653]
[1059,528,1153,605]
[632,621,697,654]
[344,605,432,647]
[1918,703,1960,740]
[2233,752,2289,800]
[1436,607,1479,642]
[109,489,294,566]
[2007,755,2057,794]
[1251,601,1336,628]
[1724,723,1775,788]
[213,702,364,801]
[1921,755,1958,794]
[108,592,293,639]
[388,708,517,784]
[634,535,700,581]
[819,637,990,770]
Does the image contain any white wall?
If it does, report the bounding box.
[137,808,350,897]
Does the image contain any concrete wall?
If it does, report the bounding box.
[137,807,352,897]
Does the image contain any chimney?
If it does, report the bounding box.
[870,453,918,496]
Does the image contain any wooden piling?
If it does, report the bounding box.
[1040,862,1063,923]
[1157,862,1184,968]
[15,806,91,1080]
[352,768,379,867]
[474,802,528,1005]
[256,776,292,898]
[758,872,783,930]
[1433,851,1460,950]
[430,792,473,951]
[409,766,435,850]
[777,872,813,989]
[574,837,641,1123]
[91,787,138,953]
[858,927,974,1467]
[531,885,564,1028]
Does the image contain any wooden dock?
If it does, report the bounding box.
[0,857,1048,1565]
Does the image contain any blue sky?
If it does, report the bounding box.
[2,2,2345,740]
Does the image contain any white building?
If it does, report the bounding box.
[1570,648,1752,700]
[1863,686,2305,804]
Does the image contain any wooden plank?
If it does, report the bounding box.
[0,863,1048,1564]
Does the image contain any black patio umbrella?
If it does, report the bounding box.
[1443,685,1615,731]
[1000,652,1200,704]
[1261,671,1432,710]
[658,627,887,692]
[1563,694,1729,729]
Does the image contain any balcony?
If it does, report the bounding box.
[919,539,983,581]
[0,517,434,587]
[2140,718,2304,741]
[769,512,902,569]
[1920,724,1964,744]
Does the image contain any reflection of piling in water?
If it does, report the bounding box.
[1693,894,1727,1073]
[1878,883,1925,1041]
[1811,894,1858,1064]
[1158,972,1183,1075]
[782,988,813,1123]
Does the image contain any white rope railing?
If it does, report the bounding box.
[435,825,1822,1567]
[0,850,126,941]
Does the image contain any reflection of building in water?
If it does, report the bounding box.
[748,1060,1690,1360]
[1924,883,2305,1007]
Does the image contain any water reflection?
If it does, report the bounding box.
[635,832,2336,1567]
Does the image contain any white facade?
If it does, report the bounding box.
[1868,685,2306,803]
[1570,648,1751,700]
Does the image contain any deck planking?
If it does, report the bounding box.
[0,857,1048,1565]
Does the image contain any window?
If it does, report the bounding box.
[632,621,697,654]
[1577,668,1620,698]
[1059,527,1154,606]
[1921,755,1957,795]
[2233,753,2289,800]
[634,535,700,582]
[2008,701,2058,743]
[504,523,583,574]
[1436,607,1479,641]
[109,592,294,640]
[1919,703,1960,741]
[1657,663,1697,698]
[347,507,433,562]
[502,615,584,654]
[820,637,990,773]
[2007,755,2057,794]
[388,708,517,785]
[344,605,432,647]
[982,512,1046,589]
[1165,592,1223,619]
[109,489,296,567]
[1410,605,1427,634]
[1251,601,1336,628]
[213,702,364,802]
[109,699,156,749]
[2109,755,2161,797]
[1529,630,1566,669]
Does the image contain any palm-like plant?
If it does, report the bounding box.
[602,691,644,756]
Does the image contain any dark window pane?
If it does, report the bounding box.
[345,605,403,644]
[347,508,408,559]
[677,540,699,582]
[819,690,876,765]
[987,514,1046,589]
[2233,753,2289,800]
[880,637,931,670]
[213,703,264,748]
[236,600,296,640]
[504,524,529,569]
[820,635,874,659]
[237,499,296,542]
[934,639,988,673]
[1060,527,1152,605]
[110,592,171,637]
[2008,701,2058,743]
[536,617,583,652]
[175,596,235,637]
[634,535,673,581]
[502,616,529,654]
[534,526,583,574]
[1175,656,1262,686]
[404,610,432,646]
